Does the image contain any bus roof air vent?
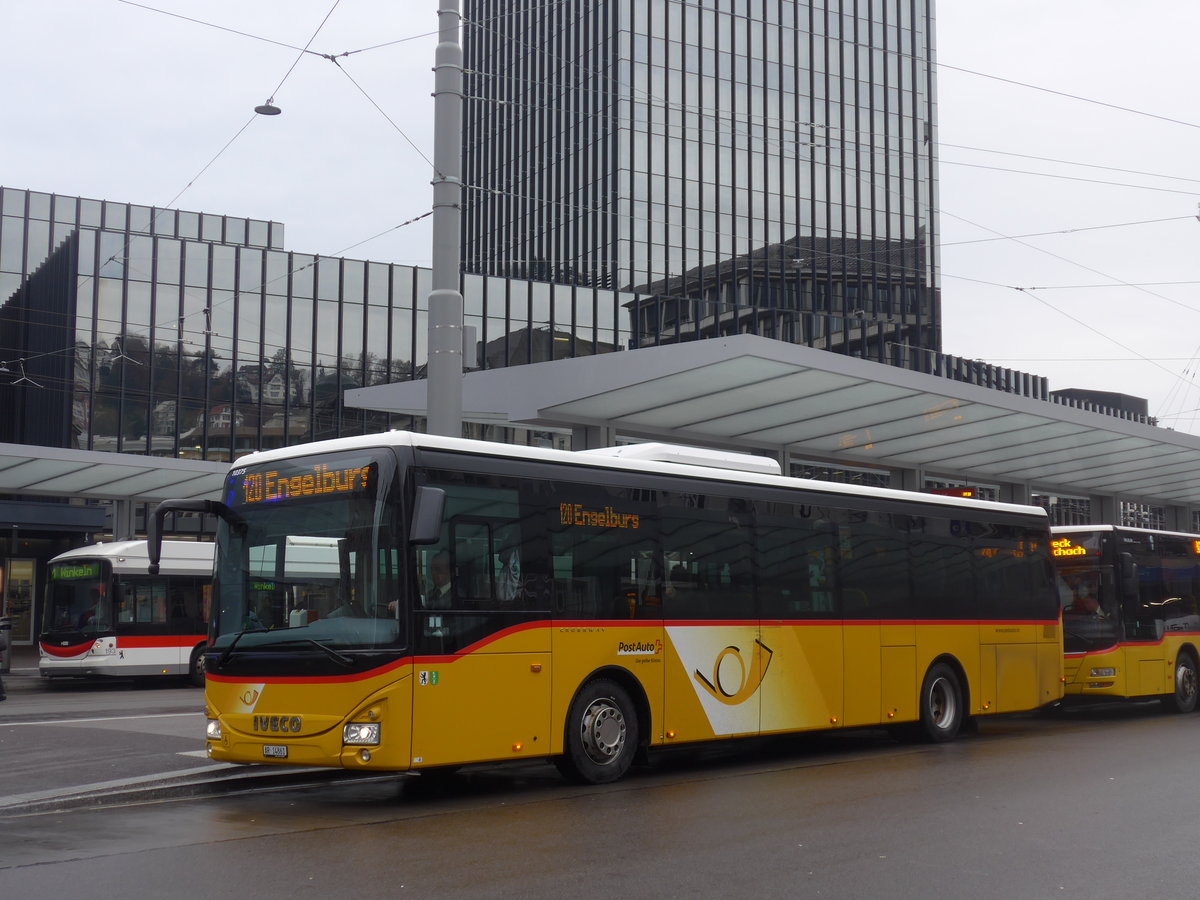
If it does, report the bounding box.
[578,443,782,476]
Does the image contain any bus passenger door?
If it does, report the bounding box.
[839,518,912,727]
[409,520,553,768]
[660,503,762,743]
[757,530,843,735]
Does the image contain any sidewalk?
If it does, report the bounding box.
[3,643,39,695]
[8,642,38,668]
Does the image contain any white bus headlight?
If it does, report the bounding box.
[206,718,223,740]
[343,723,381,746]
[1090,667,1116,678]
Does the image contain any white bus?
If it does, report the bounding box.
[40,540,214,685]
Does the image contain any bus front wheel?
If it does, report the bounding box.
[918,663,963,743]
[188,644,207,688]
[1166,651,1199,714]
[555,678,639,784]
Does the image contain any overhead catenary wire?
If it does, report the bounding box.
[18,2,1200,434]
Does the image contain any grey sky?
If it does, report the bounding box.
[4,1,1198,433]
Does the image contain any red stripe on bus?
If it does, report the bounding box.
[40,641,92,658]
[117,635,205,649]
[1066,632,1200,657]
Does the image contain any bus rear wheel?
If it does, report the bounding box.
[918,663,963,743]
[1166,651,1199,714]
[555,678,638,784]
[188,644,207,688]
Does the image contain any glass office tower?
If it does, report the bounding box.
[463,0,940,361]
[0,187,636,459]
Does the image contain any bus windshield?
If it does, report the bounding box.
[45,559,113,636]
[1053,531,1120,652]
[213,449,404,655]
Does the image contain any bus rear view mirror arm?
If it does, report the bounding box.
[148,499,246,574]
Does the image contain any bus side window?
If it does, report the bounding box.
[757,501,836,619]
[117,587,134,623]
[659,491,754,620]
[839,514,907,619]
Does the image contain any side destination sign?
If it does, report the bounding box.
[560,503,640,529]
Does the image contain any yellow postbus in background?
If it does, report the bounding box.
[1052,525,1200,712]
[151,432,1062,784]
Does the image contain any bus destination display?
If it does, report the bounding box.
[231,461,374,506]
[49,562,102,581]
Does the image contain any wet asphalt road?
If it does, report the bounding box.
[0,648,1193,898]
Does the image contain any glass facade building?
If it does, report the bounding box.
[462,0,940,362]
[0,187,642,460]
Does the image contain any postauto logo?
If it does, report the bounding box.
[694,640,774,706]
[617,639,662,656]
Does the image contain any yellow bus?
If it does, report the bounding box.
[1053,525,1200,712]
[150,432,1063,784]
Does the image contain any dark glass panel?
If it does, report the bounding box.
[53,195,78,224]
[184,242,209,287]
[238,247,263,293]
[0,216,23,273]
[201,214,223,242]
[79,198,102,227]
[178,211,200,240]
[291,254,315,299]
[1,188,25,216]
[367,262,389,306]
[317,257,340,300]
[28,192,51,221]
[247,220,269,247]
[25,219,50,271]
[129,205,152,234]
[211,245,236,291]
[264,250,289,295]
[103,201,127,230]
[225,218,246,245]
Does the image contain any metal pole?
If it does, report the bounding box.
[426,0,464,436]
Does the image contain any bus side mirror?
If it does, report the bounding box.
[409,487,446,545]
[148,499,246,574]
[1119,552,1138,597]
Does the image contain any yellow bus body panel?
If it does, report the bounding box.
[206,666,413,770]
[205,617,1063,770]
[1065,637,1194,701]
[549,624,666,751]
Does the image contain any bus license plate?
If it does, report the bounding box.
[262,744,288,759]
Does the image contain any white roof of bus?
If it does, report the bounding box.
[231,430,1049,520]
[50,540,214,570]
[1052,524,1200,540]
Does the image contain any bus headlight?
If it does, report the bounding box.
[206,718,223,740]
[1089,667,1116,678]
[343,723,381,746]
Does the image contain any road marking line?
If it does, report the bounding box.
[0,712,203,728]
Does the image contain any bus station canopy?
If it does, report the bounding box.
[347,334,1200,507]
[0,442,227,502]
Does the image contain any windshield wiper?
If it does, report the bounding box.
[218,631,248,667]
[269,638,356,668]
